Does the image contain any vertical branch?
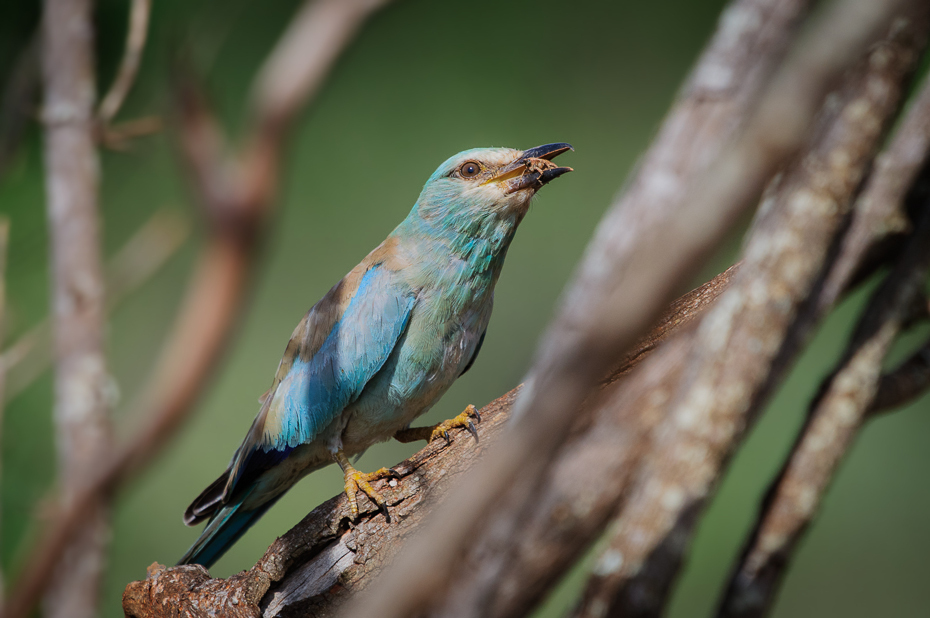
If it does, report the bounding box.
[0,217,9,602]
[39,0,111,617]
[2,3,396,618]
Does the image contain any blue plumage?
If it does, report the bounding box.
[179,144,572,567]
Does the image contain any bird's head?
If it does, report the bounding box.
[412,143,573,225]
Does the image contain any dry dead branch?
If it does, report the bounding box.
[97,0,151,126]
[1,2,392,618]
[38,0,111,616]
[574,7,930,617]
[718,84,930,617]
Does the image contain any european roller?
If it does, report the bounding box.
[179,143,573,567]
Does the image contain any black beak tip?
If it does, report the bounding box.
[522,142,574,161]
[540,166,573,184]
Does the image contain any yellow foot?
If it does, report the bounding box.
[394,404,482,445]
[333,450,398,521]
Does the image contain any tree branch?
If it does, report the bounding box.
[870,336,930,413]
[574,5,930,616]
[717,83,930,617]
[38,0,111,616]
[97,0,151,126]
[0,216,9,601]
[1,2,393,618]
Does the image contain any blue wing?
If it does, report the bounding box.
[262,265,416,450]
[221,263,416,502]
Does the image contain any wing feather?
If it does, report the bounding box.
[223,258,416,499]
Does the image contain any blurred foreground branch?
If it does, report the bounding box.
[97,0,151,126]
[574,7,929,617]
[353,1,916,617]
[1,2,392,618]
[718,72,930,618]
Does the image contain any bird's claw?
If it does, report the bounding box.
[336,454,395,522]
[428,404,481,444]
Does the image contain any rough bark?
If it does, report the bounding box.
[351,0,826,614]
[121,267,737,618]
[39,0,112,616]
[717,74,930,618]
[572,7,930,618]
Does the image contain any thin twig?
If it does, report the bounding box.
[97,0,152,125]
[1,2,394,618]
[39,0,111,616]
[1,210,190,403]
[348,1,909,617]
[870,338,930,413]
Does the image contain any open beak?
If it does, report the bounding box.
[489,142,574,194]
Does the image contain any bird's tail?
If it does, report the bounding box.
[177,490,275,568]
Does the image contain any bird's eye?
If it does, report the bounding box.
[458,161,481,178]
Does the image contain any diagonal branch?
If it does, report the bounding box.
[717,81,930,616]
[352,1,914,617]
[574,5,930,616]
[870,336,930,413]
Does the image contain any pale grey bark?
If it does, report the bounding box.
[39,0,112,616]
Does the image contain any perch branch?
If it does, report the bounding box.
[717,114,930,618]
[121,262,739,618]
[0,2,393,618]
[574,6,930,617]
[38,0,112,616]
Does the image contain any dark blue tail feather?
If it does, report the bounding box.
[177,496,277,568]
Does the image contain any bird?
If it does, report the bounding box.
[178,143,573,568]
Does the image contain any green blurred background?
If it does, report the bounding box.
[2,0,929,616]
